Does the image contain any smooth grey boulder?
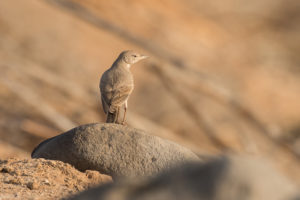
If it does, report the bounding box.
[31,123,199,177]
[68,155,299,200]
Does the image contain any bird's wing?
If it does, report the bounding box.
[100,73,110,114]
[109,84,133,110]
[101,93,110,114]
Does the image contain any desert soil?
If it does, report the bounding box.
[0,158,112,200]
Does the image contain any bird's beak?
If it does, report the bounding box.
[140,55,149,60]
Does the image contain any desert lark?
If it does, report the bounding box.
[100,50,148,124]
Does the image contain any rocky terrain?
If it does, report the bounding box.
[1,125,298,200]
[0,0,300,199]
[0,158,112,200]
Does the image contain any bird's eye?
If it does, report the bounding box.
[132,55,137,57]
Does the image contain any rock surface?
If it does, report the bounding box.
[69,155,299,200]
[0,158,112,200]
[32,123,199,178]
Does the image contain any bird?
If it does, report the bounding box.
[100,50,148,124]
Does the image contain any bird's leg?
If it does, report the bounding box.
[122,101,128,125]
[122,107,127,125]
[114,107,120,123]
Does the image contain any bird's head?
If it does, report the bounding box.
[119,50,148,65]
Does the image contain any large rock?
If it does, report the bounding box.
[68,155,299,200]
[32,123,199,178]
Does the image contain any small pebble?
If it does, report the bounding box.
[27,181,38,190]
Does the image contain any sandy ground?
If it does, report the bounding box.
[0,157,112,200]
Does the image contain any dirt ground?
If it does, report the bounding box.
[0,158,112,200]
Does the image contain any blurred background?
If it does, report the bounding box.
[0,0,299,184]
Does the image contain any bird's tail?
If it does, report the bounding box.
[106,112,118,123]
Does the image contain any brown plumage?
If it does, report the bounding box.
[100,50,148,124]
